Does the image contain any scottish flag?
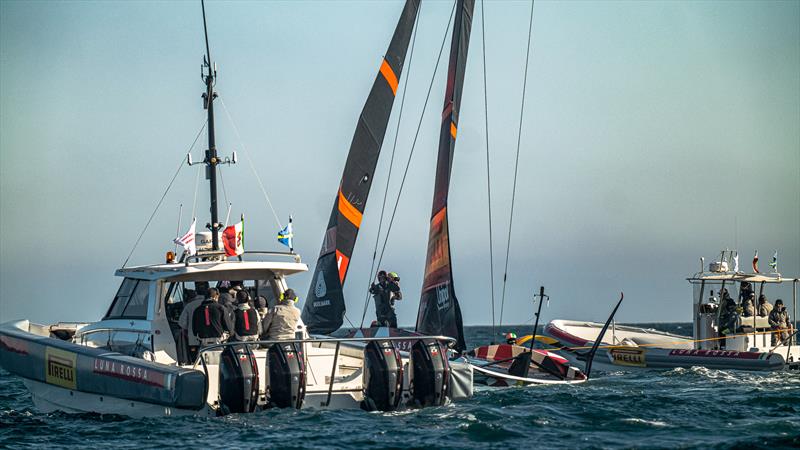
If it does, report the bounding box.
[277,217,294,251]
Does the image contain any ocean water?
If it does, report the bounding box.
[1,324,799,449]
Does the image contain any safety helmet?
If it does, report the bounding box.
[388,272,399,281]
[504,332,517,340]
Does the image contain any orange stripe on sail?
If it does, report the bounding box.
[338,190,363,228]
[379,59,399,95]
[450,122,457,139]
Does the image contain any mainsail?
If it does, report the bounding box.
[303,0,421,334]
[416,0,474,353]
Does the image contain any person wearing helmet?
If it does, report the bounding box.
[504,332,518,345]
[261,288,301,341]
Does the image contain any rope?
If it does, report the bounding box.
[357,1,457,328]
[218,164,229,209]
[358,6,422,329]
[191,163,202,220]
[122,121,207,267]
[480,0,497,338]
[218,98,282,229]
[499,0,535,327]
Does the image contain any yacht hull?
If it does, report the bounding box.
[545,320,787,371]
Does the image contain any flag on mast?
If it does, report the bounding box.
[733,253,739,273]
[752,250,759,273]
[223,216,244,257]
[173,218,197,256]
[278,216,294,251]
[769,250,778,272]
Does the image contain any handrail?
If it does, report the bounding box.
[183,251,301,265]
[193,335,456,365]
[75,327,154,354]
[190,334,456,405]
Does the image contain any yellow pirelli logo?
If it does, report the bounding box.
[45,347,77,389]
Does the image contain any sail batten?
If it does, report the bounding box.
[416,0,475,353]
[303,0,421,335]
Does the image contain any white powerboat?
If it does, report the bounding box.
[546,251,799,371]
[0,0,473,417]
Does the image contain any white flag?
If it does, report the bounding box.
[733,253,739,273]
[173,219,197,256]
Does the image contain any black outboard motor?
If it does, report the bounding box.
[409,339,450,407]
[362,340,403,411]
[218,344,259,414]
[267,342,306,409]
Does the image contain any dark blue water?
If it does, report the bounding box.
[2,324,799,449]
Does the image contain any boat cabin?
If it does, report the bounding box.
[75,252,308,366]
[689,255,797,357]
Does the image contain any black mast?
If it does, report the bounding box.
[201,0,220,250]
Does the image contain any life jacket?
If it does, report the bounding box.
[192,300,226,338]
[234,304,259,336]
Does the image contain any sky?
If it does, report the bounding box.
[1,0,798,329]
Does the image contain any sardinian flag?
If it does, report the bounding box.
[223,217,244,257]
[174,218,197,256]
[769,250,778,272]
[752,250,759,273]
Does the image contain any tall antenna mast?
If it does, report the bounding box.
[201,0,220,251]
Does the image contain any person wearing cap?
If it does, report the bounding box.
[192,288,231,346]
[370,271,393,327]
[232,290,260,342]
[261,288,302,341]
[768,299,792,345]
[717,290,738,348]
[757,294,773,317]
[385,272,402,328]
[505,332,518,345]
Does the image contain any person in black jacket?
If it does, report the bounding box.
[192,288,231,345]
[232,290,260,342]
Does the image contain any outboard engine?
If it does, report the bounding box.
[218,344,259,414]
[267,342,306,409]
[409,339,450,407]
[361,340,403,411]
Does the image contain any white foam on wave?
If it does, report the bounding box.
[621,417,671,427]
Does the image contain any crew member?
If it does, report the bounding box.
[370,271,392,327]
[768,299,793,346]
[739,281,754,303]
[386,272,402,328]
[505,332,518,345]
[718,290,738,349]
[757,294,773,317]
[192,288,230,346]
[232,290,260,342]
[261,288,302,341]
[741,292,756,317]
[178,289,204,359]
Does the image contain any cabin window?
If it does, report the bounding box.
[105,278,150,320]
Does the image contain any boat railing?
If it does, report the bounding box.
[192,335,456,407]
[184,250,301,265]
[76,327,154,354]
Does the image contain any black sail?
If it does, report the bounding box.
[303,0,421,334]
[415,0,474,353]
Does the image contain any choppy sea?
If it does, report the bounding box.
[1,324,799,449]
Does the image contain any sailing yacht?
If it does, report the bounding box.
[0,0,472,417]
